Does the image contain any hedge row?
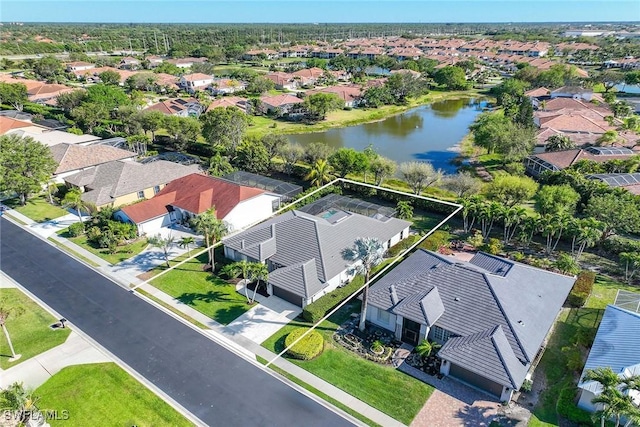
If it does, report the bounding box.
[567,271,596,308]
[285,328,324,360]
[302,275,364,323]
[556,382,594,425]
[387,235,420,258]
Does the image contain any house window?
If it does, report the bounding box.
[432,326,453,343]
[400,230,404,240]
[153,186,161,194]
[377,309,390,324]
[137,190,145,199]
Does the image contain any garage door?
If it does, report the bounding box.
[273,286,302,306]
[449,364,503,397]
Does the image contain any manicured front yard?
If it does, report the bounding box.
[58,229,149,265]
[0,288,71,370]
[35,363,191,427]
[529,275,639,427]
[4,196,67,222]
[262,303,434,425]
[150,253,251,325]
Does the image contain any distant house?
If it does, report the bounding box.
[49,143,136,180]
[259,94,304,115]
[119,57,141,70]
[550,86,594,101]
[145,98,203,117]
[27,83,75,105]
[291,67,325,86]
[224,203,410,307]
[64,160,200,209]
[209,78,246,95]
[206,96,249,113]
[367,249,574,401]
[578,302,640,413]
[265,72,297,91]
[178,73,214,93]
[166,57,208,69]
[65,61,95,72]
[145,55,164,67]
[117,173,280,236]
[306,85,363,108]
[243,49,279,61]
[524,147,638,177]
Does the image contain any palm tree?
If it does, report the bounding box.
[545,135,576,152]
[45,182,59,205]
[341,237,385,332]
[500,206,527,244]
[222,260,254,303]
[304,159,335,188]
[248,262,269,304]
[584,367,624,427]
[0,382,40,424]
[190,208,228,271]
[395,201,413,220]
[178,236,196,257]
[0,296,25,362]
[597,130,620,146]
[415,339,432,360]
[62,188,88,226]
[459,196,481,233]
[592,388,632,427]
[570,218,602,261]
[148,234,175,268]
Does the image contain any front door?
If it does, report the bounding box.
[401,318,421,346]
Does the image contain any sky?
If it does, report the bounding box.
[1,0,639,24]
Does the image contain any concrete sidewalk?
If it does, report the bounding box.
[0,332,111,389]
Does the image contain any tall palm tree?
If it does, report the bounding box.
[190,208,228,270]
[222,260,254,303]
[148,234,175,268]
[570,218,602,261]
[304,159,335,188]
[178,236,196,257]
[0,297,25,362]
[584,367,624,427]
[62,188,89,226]
[45,182,59,205]
[591,388,631,427]
[248,262,269,304]
[341,237,385,332]
[459,196,481,233]
[500,205,528,244]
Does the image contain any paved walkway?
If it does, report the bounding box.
[400,363,500,427]
[0,331,111,389]
[226,284,302,343]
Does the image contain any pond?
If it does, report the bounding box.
[287,98,487,174]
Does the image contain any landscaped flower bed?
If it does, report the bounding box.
[333,317,399,364]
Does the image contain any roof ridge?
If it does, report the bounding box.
[490,325,518,388]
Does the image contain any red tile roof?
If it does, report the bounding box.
[0,117,33,134]
[120,174,265,223]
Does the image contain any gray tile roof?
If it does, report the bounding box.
[578,305,640,394]
[268,259,324,298]
[439,325,529,389]
[368,249,575,389]
[224,209,410,299]
[64,160,200,206]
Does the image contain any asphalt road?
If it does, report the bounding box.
[0,218,353,427]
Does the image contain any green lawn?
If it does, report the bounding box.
[150,253,251,325]
[262,304,434,425]
[4,196,67,222]
[0,288,71,370]
[529,275,639,427]
[35,363,192,427]
[58,229,149,265]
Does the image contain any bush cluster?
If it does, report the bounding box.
[67,222,84,237]
[556,383,593,425]
[602,236,640,256]
[387,235,419,258]
[302,275,364,323]
[419,230,451,251]
[567,271,596,308]
[284,328,324,360]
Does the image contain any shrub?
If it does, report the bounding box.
[387,235,419,258]
[284,328,324,360]
[303,275,364,323]
[419,230,451,251]
[567,271,596,308]
[520,379,533,393]
[67,222,85,237]
[556,382,593,425]
[510,251,525,262]
[481,238,503,255]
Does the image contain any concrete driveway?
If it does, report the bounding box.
[29,212,84,238]
[226,288,302,343]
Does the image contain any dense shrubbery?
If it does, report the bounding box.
[419,230,451,251]
[67,222,85,237]
[556,383,594,425]
[567,271,596,308]
[284,328,324,360]
[602,235,640,256]
[387,235,420,258]
[303,275,364,323]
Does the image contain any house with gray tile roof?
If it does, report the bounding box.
[577,304,640,413]
[223,206,411,307]
[64,160,200,209]
[367,249,575,401]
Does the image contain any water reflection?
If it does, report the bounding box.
[288,98,486,173]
